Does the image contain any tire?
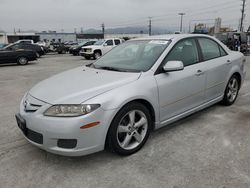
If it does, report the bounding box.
[85,56,91,60]
[106,102,152,155]
[17,57,28,65]
[93,51,101,60]
[221,75,240,106]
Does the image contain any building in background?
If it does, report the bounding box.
[0,32,40,44]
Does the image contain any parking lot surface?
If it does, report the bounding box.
[0,54,250,188]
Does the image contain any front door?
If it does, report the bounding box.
[155,38,206,122]
[103,39,115,55]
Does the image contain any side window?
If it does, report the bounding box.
[105,40,113,46]
[219,46,227,56]
[198,38,221,61]
[114,40,121,45]
[164,38,199,66]
[12,44,21,50]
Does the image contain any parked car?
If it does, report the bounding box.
[0,49,37,65]
[16,34,246,156]
[215,32,248,53]
[4,43,45,57]
[55,43,67,54]
[80,38,124,59]
[69,41,96,56]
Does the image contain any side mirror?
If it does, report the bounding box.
[103,43,108,46]
[163,61,184,72]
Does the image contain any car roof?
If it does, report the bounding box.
[131,34,214,41]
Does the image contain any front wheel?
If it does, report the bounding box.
[106,102,152,155]
[93,51,101,60]
[222,75,240,106]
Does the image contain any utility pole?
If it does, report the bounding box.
[148,17,152,36]
[101,23,105,38]
[240,0,246,32]
[178,13,185,32]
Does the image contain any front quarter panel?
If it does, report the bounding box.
[84,72,160,126]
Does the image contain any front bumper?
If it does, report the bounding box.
[80,51,94,57]
[17,95,116,156]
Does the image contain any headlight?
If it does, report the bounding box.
[44,104,100,117]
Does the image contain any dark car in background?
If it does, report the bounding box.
[215,32,248,53]
[69,41,96,56]
[4,43,45,57]
[0,49,37,65]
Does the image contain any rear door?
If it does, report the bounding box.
[197,37,230,102]
[155,38,206,122]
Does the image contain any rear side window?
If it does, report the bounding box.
[198,38,221,61]
[114,40,121,45]
[105,40,113,46]
[164,38,199,67]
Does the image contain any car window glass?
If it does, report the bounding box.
[12,44,20,50]
[198,38,221,61]
[114,40,121,45]
[219,46,227,56]
[94,40,169,72]
[105,40,113,46]
[163,38,199,66]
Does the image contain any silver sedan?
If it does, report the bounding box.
[16,34,246,156]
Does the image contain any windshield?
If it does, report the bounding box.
[3,44,13,49]
[93,40,170,72]
[94,40,105,45]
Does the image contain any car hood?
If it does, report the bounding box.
[29,66,141,104]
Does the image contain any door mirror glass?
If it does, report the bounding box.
[163,61,184,72]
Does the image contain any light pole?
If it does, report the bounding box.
[178,13,185,32]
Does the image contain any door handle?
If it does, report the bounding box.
[195,70,204,76]
[227,60,232,65]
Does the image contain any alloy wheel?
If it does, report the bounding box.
[227,77,239,103]
[116,110,148,150]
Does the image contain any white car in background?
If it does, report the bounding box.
[80,38,124,59]
[15,40,34,44]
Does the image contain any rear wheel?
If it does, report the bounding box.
[17,57,28,65]
[36,52,40,58]
[106,102,152,155]
[222,75,240,106]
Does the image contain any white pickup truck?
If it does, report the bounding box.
[80,38,124,59]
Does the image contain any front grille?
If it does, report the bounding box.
[23,94,45,113]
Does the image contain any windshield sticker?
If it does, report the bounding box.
[149,40,169,45]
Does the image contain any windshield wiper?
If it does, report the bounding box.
[97,66,125,72]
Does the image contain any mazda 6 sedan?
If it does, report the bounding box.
[16,34,246,156]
